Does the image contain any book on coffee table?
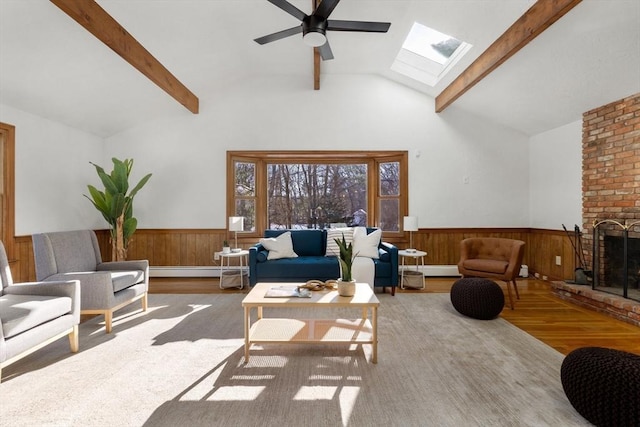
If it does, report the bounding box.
[264,286,311,298]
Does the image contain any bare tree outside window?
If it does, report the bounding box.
[234,162,256,231]
[379,161,400,231]
[267,163,367,229]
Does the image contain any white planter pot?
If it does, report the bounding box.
[337,279,356,297]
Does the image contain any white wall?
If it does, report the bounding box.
[105,74,531,229]
[529,119,582,230]
[0,103,105,235]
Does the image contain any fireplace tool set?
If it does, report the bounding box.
[563,224,591,285]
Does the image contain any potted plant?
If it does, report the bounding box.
[334,233,357,296]
[222,240,231,254]
[85,158,152,261]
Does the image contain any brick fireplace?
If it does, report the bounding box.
[552,93,640,326]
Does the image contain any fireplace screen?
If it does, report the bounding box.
[592,219,640,302]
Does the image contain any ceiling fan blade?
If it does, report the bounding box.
[327,20,391,33]
[254,26,302,45]
[267,0,307,21]
[318,41,334,61]
[314,0,340,20]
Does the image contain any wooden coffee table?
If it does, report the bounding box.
[242,282,380,363]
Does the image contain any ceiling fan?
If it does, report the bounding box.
[254,0,391,61]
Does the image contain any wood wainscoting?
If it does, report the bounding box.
[11,227,577,283]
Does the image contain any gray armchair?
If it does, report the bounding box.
[0,241,80,382]
[33,230,148,333]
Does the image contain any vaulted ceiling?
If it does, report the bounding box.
[1,0,638,138]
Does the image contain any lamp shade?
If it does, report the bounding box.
[403,216,418,231]
[229,216,244,232]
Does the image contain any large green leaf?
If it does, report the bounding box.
[123,158,134,176]
[110,193,126,219]
[123,217,137,243]
[90,162,107,176]
[111,158,129,194]
[86,185,108,214]
[128,173,152,199]
[124,198,133,219]
[97,169,118,195]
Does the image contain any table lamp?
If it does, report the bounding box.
[229,216,244,249]
[403,216,418,252]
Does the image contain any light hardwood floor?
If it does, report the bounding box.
[149,277,640,356]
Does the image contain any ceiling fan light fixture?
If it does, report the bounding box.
[303,30,326,47]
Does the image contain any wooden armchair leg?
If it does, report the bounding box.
[105,311,113,333]
[505,281,515,310]
[511,279,520,299]
[142,293,148,311]
[68,325,79,352]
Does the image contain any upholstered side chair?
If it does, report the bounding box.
[0,241,80,382]
[32,230,148,333]
[458,237,525,309]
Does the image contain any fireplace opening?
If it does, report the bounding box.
[597,235,640,301]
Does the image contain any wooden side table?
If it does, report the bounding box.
[217,249,249,289]
[398,249,427,289]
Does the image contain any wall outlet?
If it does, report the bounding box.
[534,272,540,279]
[555,256,562,266]
[542,275,548,281]
[214,252,220,261]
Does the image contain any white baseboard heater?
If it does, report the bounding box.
[150,266,228,278]
[151,265,463,278]
[402,265,461,277]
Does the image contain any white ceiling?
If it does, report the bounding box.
[1,0,639,138]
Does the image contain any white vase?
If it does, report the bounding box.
[337,279,356,297]
[222,246,231,254]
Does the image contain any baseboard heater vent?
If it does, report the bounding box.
[151,265,462,278]
[151,266,228,278]
[402,265,461,277]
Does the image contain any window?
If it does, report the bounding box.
[227,151,407,237]
[391,22,472,87]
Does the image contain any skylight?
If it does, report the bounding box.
[391,22,472,87]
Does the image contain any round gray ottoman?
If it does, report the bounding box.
[450,278,504,320]
[561,346,640,426]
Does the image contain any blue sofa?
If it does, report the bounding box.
[249,228,398,295]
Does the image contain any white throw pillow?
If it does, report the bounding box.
[260,231,298,260]
[326,227,354,257]
[352,227,381,259]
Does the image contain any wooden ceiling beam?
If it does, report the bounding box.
[50,0,199,114]
[313,0,320,90]
[314,48,321,90]
[435,0,582,113]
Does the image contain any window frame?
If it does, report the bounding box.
[226,151,408,239]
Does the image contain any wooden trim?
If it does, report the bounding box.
[0,122,15,260]
[50,0,199,114]
[228,150,407,161]
[435,0,583,112]
[11,227,577,282]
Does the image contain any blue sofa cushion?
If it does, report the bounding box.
[264,229,325,256]
[256,256,339,280]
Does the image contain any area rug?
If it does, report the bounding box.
[0,293,588,426]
